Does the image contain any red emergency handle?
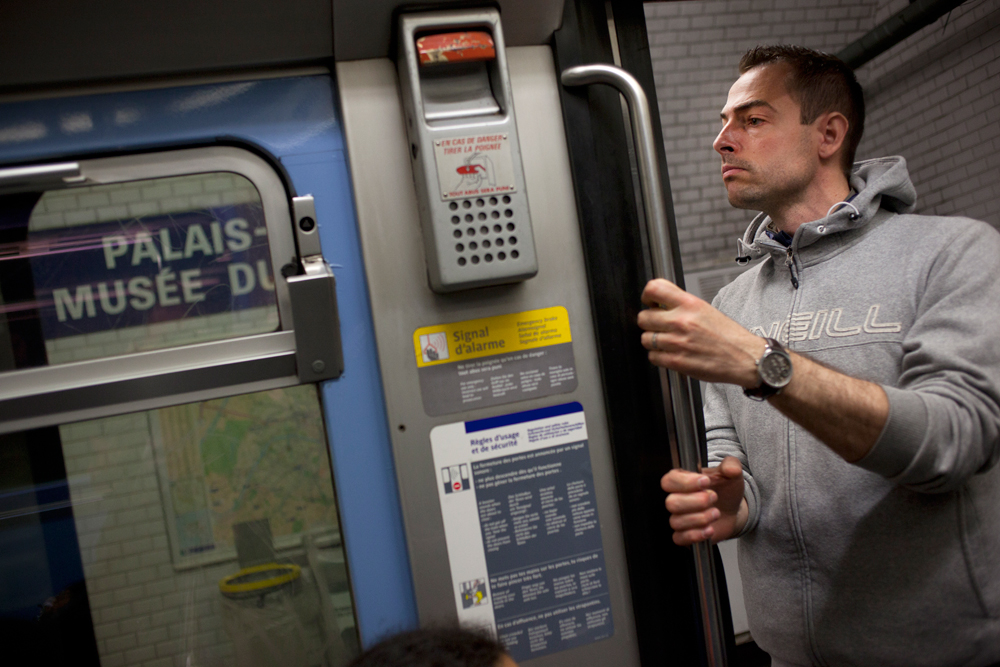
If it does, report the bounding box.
[417,31,496,65]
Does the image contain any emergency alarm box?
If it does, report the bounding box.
[398,9,538,293]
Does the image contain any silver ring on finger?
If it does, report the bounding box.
[651,332,658,350]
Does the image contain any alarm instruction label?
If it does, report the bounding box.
[414,307,578,417]
[434,133,517,200]
[431,403,614,662]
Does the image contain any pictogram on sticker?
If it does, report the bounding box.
[434,134,517,200]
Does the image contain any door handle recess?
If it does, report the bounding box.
[561,64,728,667]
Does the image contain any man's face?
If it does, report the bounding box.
[713,64,819,214]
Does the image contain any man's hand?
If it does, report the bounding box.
[638,279,764,387]
[662,456,748,545]
[639,279,888,463]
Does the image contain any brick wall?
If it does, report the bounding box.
[855,0,1000,225]
[644,0,1000,273]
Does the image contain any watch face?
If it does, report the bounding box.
[760,350,793,387]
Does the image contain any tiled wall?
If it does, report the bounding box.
[59,394,345,667]
[29,174,260,230]
[644,0,1000,273]
[856,0,1000,225]
[62,413,237,667]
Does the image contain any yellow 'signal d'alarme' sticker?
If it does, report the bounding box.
[413,307,578,417]
[413,306,571,368]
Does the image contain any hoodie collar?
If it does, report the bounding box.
[735,156,917,263]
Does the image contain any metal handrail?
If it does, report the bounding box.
[561,63,728,667]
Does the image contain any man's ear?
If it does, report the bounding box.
[816,111,849,162]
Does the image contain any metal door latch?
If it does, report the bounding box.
[286,195,344,382]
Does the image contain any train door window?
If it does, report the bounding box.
[1,384,359,667]
[0,145,353,665]
[0,153,289,372]
[0,146,343,434]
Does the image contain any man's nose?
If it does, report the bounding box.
[713,125,736,154]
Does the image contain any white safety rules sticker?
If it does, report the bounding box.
[431,402,614,661]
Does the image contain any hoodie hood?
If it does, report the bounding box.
[735,156,918,263]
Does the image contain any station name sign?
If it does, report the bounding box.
[28,203,276,340]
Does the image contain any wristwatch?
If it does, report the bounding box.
[744,337,793,400]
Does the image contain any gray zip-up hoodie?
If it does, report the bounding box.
[707,156,1000,666]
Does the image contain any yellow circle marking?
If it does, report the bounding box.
[219,563,301,595]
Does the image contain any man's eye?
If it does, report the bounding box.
[747,118,762,126]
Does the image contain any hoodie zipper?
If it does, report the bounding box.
[779,249,826,666]
[785,247,799,289]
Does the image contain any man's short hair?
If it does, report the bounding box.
[348,627,508,667]
[739,45,865,174]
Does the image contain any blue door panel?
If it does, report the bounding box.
[284,150,420,642]
[0,77,344,162]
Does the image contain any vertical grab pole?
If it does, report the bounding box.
[561,64,728,667]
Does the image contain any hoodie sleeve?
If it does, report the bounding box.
[856,219,1000,492]
[702,283,761,535]
[705,378,761,536]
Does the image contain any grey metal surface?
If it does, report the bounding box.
[288,268,345,383]
[397,9,537,293]
[0,331,295,402]
[562,64,728,667]
[293,194,324,259]
[419,63,501,121]
[288,194,345,382]
[337,47,640,666]
[0,162,81,193]
[0,335,299,434]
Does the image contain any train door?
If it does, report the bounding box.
[0,75,413,666]
[1,1,732,666]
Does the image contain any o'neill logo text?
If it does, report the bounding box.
[750,304,902,343]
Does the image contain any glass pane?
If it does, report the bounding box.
[0,385,360,667]
[0,173,279,371]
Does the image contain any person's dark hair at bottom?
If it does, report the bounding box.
[348,626,513,667]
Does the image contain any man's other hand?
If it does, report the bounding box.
[661,456,748,546]
[638,279,763,387]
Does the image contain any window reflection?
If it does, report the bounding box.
[0,173,279,371]
[0,427,100,666]
[0,385,359,667]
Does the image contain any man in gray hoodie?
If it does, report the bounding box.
[638,45,1000,666]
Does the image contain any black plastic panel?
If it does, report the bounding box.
[0,0,333,89]
[552,1,729,664]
